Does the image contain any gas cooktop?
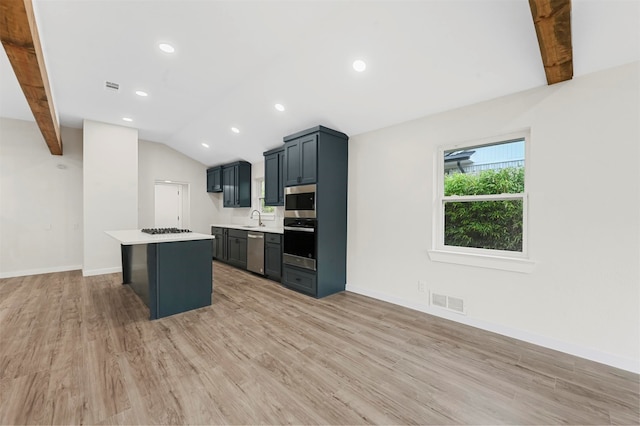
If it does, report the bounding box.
[140,228,192,235]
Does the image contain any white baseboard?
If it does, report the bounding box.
[345,283,639,374]
[82,266,121,277]
[0,265,82,279]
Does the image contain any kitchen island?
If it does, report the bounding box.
[105,229,215,320]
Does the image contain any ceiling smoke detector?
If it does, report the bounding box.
[105,81,120,92]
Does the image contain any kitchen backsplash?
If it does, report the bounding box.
[209,192,284,226]
[208,161,285,226]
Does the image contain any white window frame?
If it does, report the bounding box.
[428,130,535,273]
[255,178,276,218]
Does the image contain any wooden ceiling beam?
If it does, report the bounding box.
[1,0,62,155]
[529,0,573,85]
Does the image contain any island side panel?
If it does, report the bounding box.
[146,243,159,320]
[155,239,213,319]
[128,244,152,313]
[121,244,132,284]
[120,243,155,318]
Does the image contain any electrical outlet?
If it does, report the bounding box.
[418,280,427,293]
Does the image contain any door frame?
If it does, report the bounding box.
[154,180,190,229]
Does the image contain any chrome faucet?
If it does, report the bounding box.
[250,209,264,227]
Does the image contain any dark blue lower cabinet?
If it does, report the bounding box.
[211,227,225,260]
[120,239,213,320]
[264,233,282,281]
[282,264,317,296]
[226,229,247,269]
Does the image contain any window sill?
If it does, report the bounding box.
[428,250,536,273]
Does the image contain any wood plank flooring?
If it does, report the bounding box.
[0,261,638,424]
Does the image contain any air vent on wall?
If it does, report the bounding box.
[447,296,464,313]
[431,292,465,315]
[432,293,447,308]
[104,81,119,92]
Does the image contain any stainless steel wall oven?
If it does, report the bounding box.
[283,218,316,271]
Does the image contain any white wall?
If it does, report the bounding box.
[138,140,217,233]
[83,120,138,276]
[138,143,286,232]
[0,120,281,277]
[0,118,83,278]
[347,62,640,372]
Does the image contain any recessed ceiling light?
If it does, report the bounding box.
[122,117,133,122]
[201,143,210,148]
[135,90,148,97]
[231,127,240,134]
[274,103,285,112]
[353,59,367,72]
[159,43,175,53]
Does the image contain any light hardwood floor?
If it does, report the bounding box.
[0,261,638,425]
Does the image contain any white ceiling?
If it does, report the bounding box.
[1,0,638,166]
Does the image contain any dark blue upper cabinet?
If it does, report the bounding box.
[284,134,317,186]
[206,166,222,193]
[263,147,284,206]
[208,161,251,207]
[277,150,285,204]
[222,165,235,207]
[299,135,318,185]
[222,161,251,208]
[284,140,301,186]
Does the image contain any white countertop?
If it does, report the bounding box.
[210,223,284,234]
[105,230,216,245]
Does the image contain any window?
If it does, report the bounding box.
[431,131,534,272]
[257,179,275,215]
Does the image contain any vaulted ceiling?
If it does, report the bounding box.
[1,0,638,165]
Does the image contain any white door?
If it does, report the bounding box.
[155,183,182,228]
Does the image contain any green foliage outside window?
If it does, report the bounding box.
[445,167,524,196]
[444,167,524,251]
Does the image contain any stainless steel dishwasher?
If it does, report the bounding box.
[247,231,265,275]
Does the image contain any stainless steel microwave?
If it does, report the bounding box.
[284,184,316,218]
